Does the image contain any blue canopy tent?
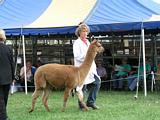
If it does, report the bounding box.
[0,0,160,35]
[86,0,160,33]
[1,0,160,95]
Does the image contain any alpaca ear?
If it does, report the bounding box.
[92,39,97,43]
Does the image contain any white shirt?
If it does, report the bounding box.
[20,67,32,82]
[73,37,100,86]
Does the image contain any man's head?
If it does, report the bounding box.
[122,58,128,64]
[0,29,6,41]
[96,60,103,67]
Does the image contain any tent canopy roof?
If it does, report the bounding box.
[0,0,160,35]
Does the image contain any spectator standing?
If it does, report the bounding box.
[0,29,14,120]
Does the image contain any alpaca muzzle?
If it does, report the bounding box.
[98,46,104,54]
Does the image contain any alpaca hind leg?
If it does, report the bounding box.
[76,91,89,111]
[29,89,43,113]
[61,88,71,112]
[42,88,50,112]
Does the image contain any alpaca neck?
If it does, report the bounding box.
[78,48,96,85]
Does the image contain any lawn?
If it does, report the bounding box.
[8,90,160,120]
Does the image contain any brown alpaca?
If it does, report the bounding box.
[29,40,104,112]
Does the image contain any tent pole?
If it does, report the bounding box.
[22,35,28,94]
[141,28,147,96]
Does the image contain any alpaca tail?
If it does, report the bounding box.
[34,70,47,90]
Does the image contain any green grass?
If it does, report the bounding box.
[8,90,160,120]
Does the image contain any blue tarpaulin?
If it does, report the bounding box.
[0,0,160,35]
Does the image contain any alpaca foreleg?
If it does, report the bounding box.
[42,88,50,112]
[29,89,43,113]
[76,90,89,111]
[61,88,71,112]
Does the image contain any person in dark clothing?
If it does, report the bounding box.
[0,29,14,120]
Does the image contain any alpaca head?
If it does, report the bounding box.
[90,40,104,54]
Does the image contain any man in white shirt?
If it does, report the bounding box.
[73,23,101,110]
